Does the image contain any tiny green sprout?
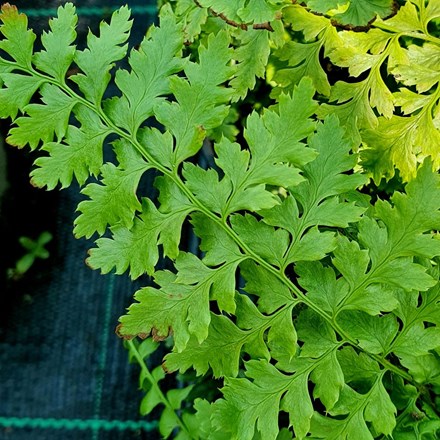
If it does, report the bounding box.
[8,231,53,279]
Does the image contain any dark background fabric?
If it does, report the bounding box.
[0,1,165,439]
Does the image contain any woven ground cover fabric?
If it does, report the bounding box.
[0,1,163,439]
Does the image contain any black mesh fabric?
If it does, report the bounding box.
[0,1,164,439]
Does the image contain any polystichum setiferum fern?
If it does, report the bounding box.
[1,1,440,439]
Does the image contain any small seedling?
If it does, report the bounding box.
[8,231,53,280]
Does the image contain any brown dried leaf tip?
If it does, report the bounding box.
[1,3,22,19]
[151,327,172,342]
[115,323,134,340]
[1,3,17,13]
[1,3,30,29]
[161,360,172,374]
[115,324,173,341]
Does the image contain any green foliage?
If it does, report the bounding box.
[126,339,195,438]
[305,0,395,27]
[7,231,53,279]
[276,0,440,181]
[1,1,440,439]
[195,0,284,24]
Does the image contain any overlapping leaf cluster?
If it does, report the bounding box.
[175,0,440,182]
[1,2,440,439]
[274,0,440,182]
